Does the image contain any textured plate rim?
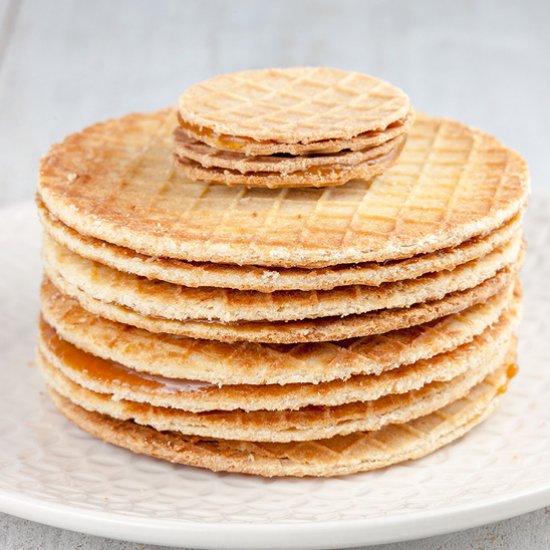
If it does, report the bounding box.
[1,483,549,549]
[0,200,549,549]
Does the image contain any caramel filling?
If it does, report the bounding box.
[283,143,403,177]
[497,363,519,395]
[177,136,405,179]
[177,112,405,152]
[40,320,212,394]
[178,115,254,150]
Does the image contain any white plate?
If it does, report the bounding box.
[0,200,549,550]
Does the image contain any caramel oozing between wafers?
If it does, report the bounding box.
[497,363,519,395]
[178,115,255,150]
[177,113,406,151]
[300,140,405,176]
[40,319,210,394]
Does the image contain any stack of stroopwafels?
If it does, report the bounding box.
[36,68,529,477]
[174,67,413,188]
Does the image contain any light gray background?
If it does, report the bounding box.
[0,0,548,548]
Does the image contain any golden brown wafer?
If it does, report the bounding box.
[178,112,412,156]
[173,128,403,173]
[39,337,514,442]
[37,304,518,413]
[38,110,528,268]
[42,268,518,343]
[174,135,406,188]
[47,360,511,477]
[33,66,529,479]
[40,279,517,385]
[178,68,411,144]
[42,234,522,322]
[38,200,523,292]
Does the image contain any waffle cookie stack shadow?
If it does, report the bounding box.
[36,68,529,477]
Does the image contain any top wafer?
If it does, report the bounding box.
[178,67,412,149]
[176,68,413,188]
[38,110,528,268]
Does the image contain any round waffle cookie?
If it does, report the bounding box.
[37,303,518,413]
[173,134,407,188]
[39,336,513,442]
[42,234,522,323]
[48,358,512,477]
[38,109,529,267]
[38,200,523,292]
[173,128,406,174]
[177,68,412,152]
[40,278,518,385]
[42,268,519,344]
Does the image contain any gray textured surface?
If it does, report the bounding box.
[0,0,548,548]
[1,508,550,549]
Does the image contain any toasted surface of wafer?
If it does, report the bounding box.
[178,112,412,156]
[178,68,411,144]
[42,234,522,322]
[37,305,518,412]
[40,279,517,385]
[173,128,404,174]
[42,268,518,343]
[38,201,522,292]
[174,135,405,188]
[38,110,528,267]
[40,337,514,442]
[47,361,509,476]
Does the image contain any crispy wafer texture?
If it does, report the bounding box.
[39,338,514,442]
[37,306,518,413]
[38,110,529,267]
[40,279,517,385]
[173,129,404,173]
[178,112,413,156]
[38,201,522,292]
[178,68,412,144]
[174,136,405,189]
[47,363,509,476]
[42,234,522,322]
[42,268,518,343]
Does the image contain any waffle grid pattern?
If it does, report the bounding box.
[177,68,411,141]
[38,110,528,266]
[40,281,514,385]
[37,306,516,415]
[172,129,402,173]
[40,342,511,442]
[42,232,521,322]
[43,268,516,343]
[49,363,506,476]
[39,199,522,292]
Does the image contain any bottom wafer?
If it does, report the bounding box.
[38,334,514,442]
[48,354,514,477]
